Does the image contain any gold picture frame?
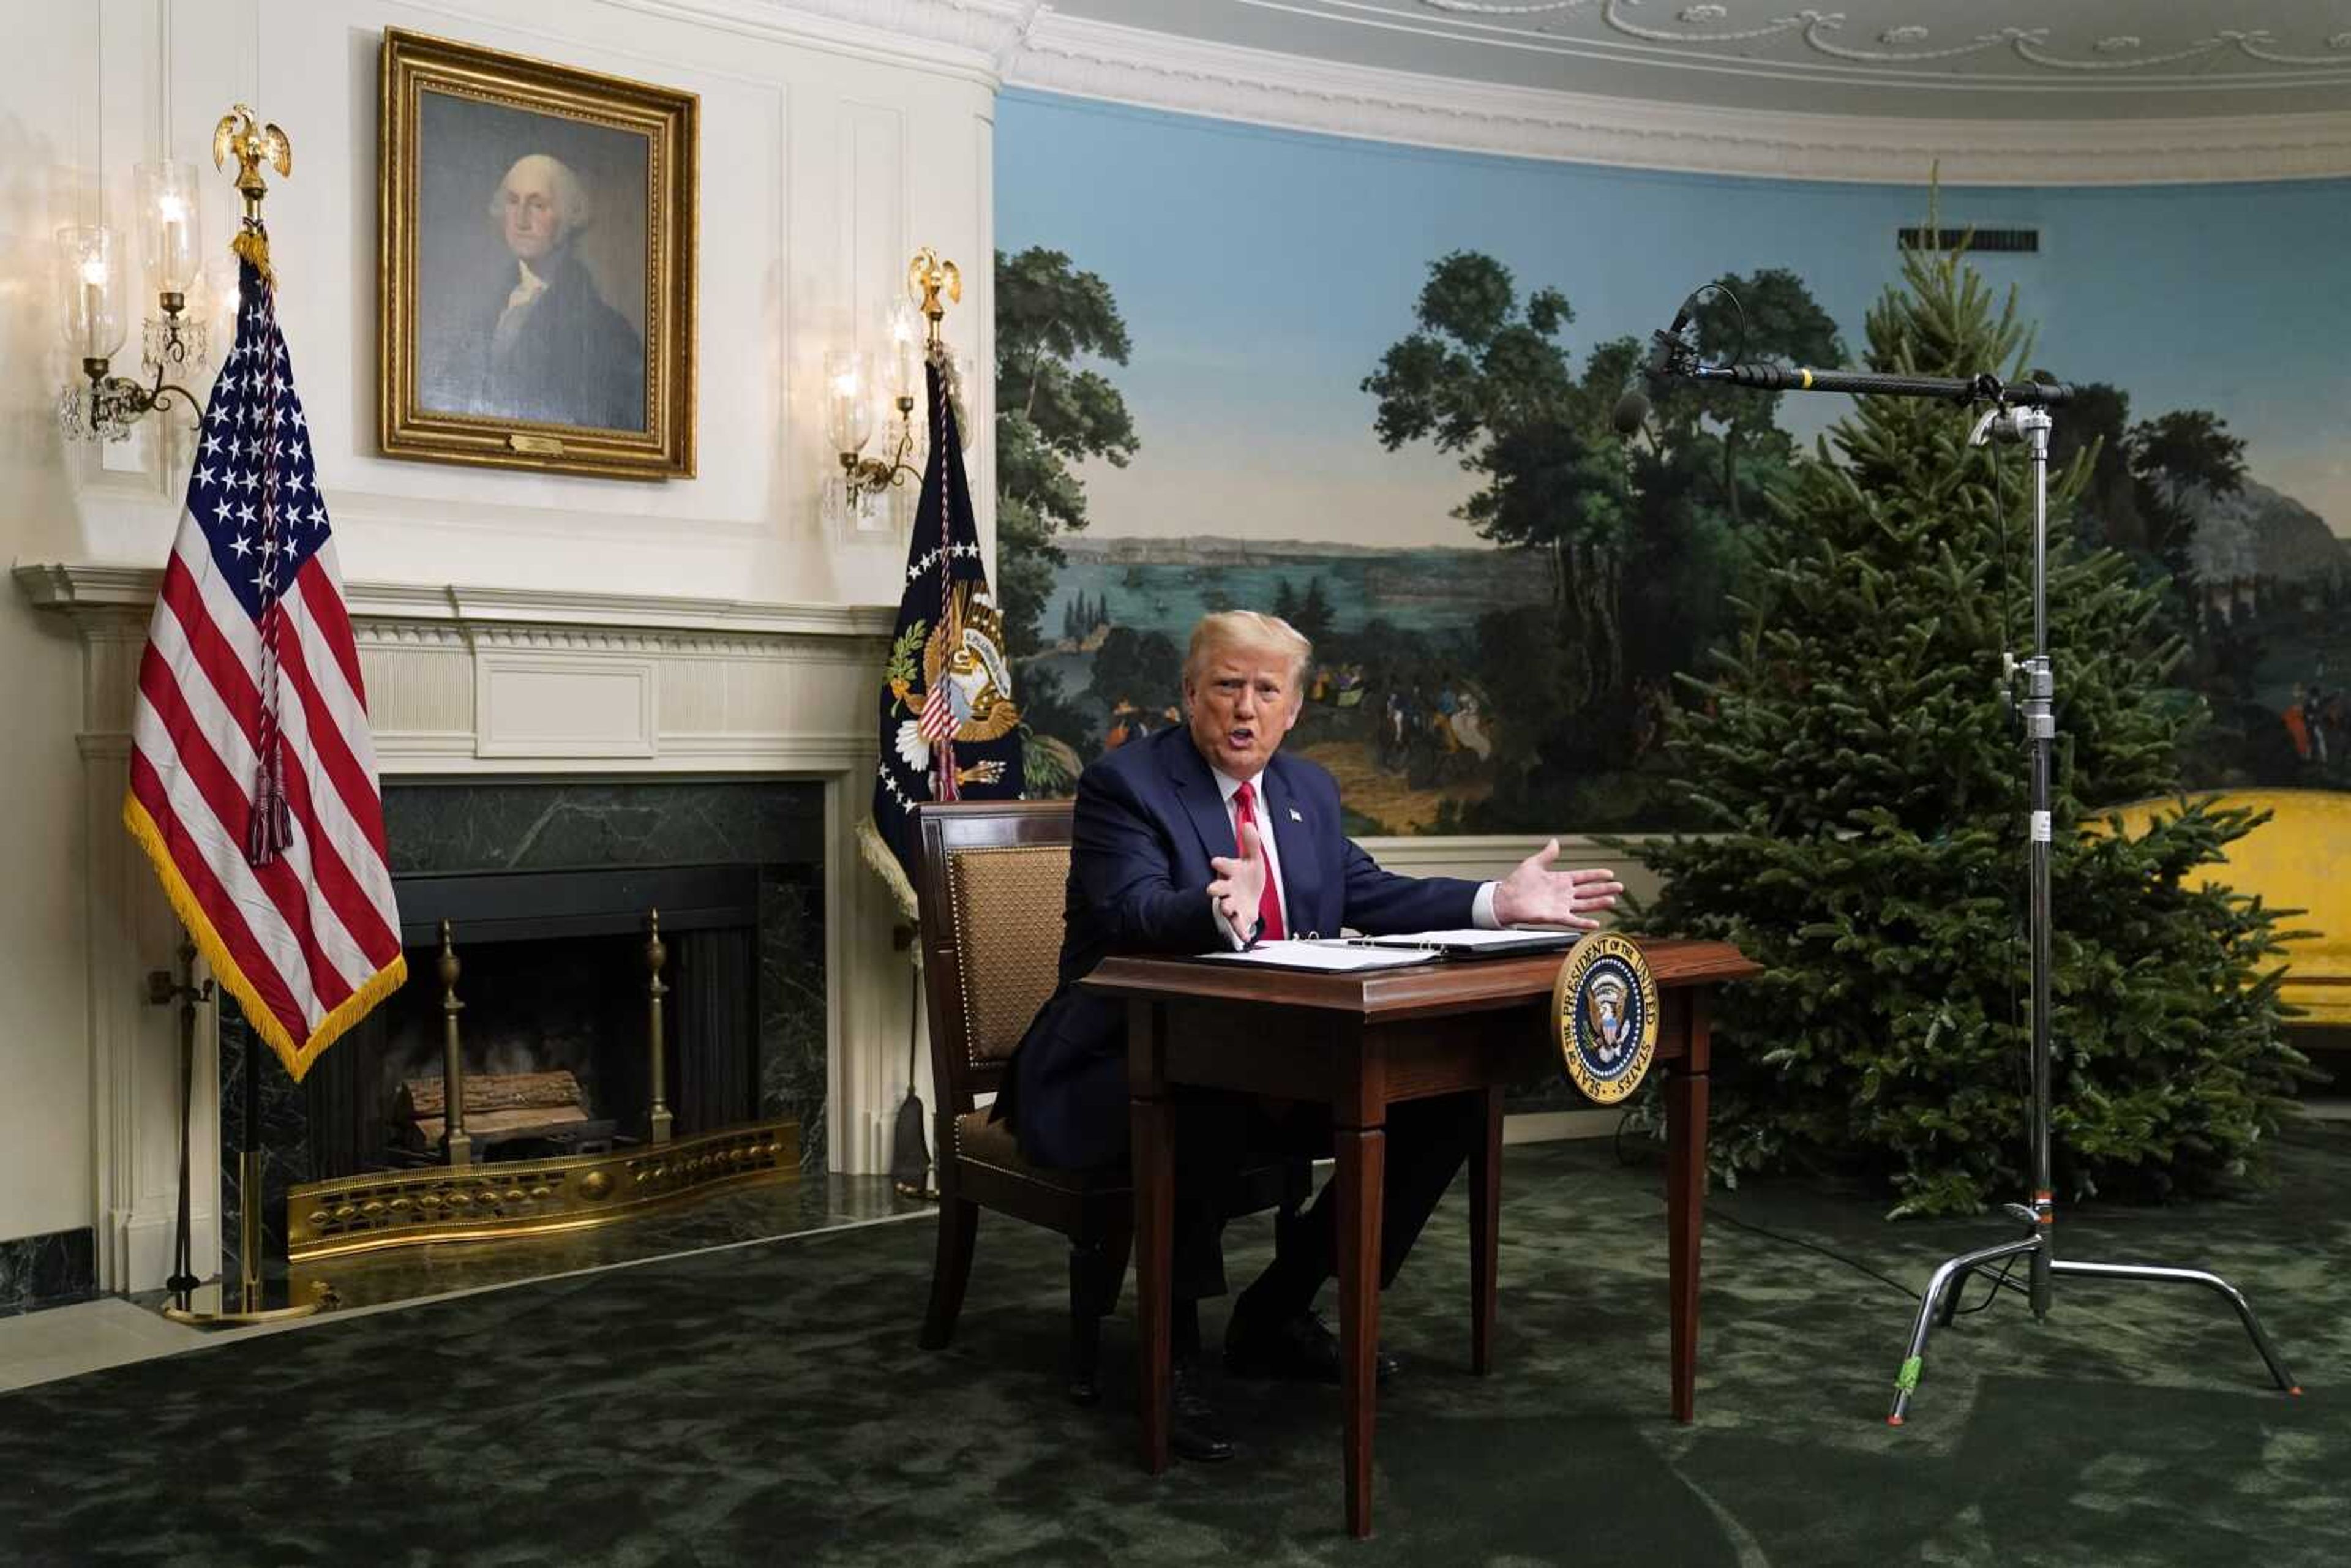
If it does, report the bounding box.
[379,29,696,480]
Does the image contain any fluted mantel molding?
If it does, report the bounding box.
[680,0,2351,184]
[14,562,899,643]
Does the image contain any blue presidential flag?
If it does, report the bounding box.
[870,348,1023,880]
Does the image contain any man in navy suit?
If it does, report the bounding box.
[1005,611,1622,1460]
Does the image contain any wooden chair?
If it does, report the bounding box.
[913,799,1302,1401]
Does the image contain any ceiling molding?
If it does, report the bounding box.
[1005,12,2351,185]
[1397,2,2351,92]
[596,0,1021,88]
[632,3,2351,183]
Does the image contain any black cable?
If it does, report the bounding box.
[1954,1254,2026,1315]
[1697,281,1751,364]
[1610,1110,2018,1311]
[1703,1202,1924,1304]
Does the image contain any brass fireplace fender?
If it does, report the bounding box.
[285,908,798,1264]
[285,1119,801,1262]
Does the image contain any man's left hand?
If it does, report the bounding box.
[1493,840,1623,930]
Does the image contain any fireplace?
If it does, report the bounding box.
[222,779,827,1274]
[311,862,764,1174]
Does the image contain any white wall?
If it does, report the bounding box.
[0,2,104,1247]
[1,0,999,1255]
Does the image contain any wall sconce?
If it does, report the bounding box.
[823,249,972,531]
[56,160,209,443]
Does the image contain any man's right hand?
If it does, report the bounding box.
[1207,822,1269,942]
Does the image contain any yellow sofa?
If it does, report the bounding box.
[2098,789,2350,1027]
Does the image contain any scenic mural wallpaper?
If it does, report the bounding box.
[994,92,2351,833]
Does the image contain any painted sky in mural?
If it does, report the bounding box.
[996,91,2350,831]
[999,92,2348,549]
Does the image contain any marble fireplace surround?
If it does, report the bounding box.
[18,564,907,1294]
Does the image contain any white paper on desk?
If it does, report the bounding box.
[1354,928,1578,955]
[1192,940,1439,972]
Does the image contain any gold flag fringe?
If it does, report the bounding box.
[124,793,406,1084]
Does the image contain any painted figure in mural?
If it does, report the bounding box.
[1452,689,1492,762]
[473,154,645,430]
[2286,685,2313,762]
[996,609,1624,1463]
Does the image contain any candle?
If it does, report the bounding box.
[79,255,108,357]
[825,350,871,455]
[159,197,187,293]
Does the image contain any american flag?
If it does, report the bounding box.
[121,255,405,1082]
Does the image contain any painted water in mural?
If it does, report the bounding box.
[1026,541,1550,833]
[995,94,2351,831]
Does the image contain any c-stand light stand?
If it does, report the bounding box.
[1635,312,2301,1425]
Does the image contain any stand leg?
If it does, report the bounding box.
[1888,1234,2041,1425]
[2051,1259,2300,1395]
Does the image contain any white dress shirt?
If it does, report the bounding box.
[1207,765,1501,947]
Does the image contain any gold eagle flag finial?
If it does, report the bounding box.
[906,248,961,345]
[212,104,291,279]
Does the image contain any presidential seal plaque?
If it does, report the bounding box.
[1552,932,1659,1105]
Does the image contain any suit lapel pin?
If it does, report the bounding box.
[1288,806,1303,823]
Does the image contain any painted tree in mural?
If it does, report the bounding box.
[1626,233,2305,1217]
[1365,253,1837,825]
[2050,384,2272,779]
[1273,577,1337,646]
[1670,271,1843,528]
[996,247,1141,787]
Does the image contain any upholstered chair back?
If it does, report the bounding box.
[915,801,1075,1114]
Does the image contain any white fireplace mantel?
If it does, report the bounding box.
[17,562,913,1292]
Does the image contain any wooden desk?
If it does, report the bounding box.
[1085,938,1759,1539]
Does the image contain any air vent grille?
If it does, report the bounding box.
[1897,227,2040,254]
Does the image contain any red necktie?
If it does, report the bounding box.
[1233,781,1284,941]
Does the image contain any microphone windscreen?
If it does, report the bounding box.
[1611,389,1650,437]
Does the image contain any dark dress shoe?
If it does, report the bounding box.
[1170,1358,1236,1463]
[1224,1308,1398,1386]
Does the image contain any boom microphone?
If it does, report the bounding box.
[1613,286,1707,438]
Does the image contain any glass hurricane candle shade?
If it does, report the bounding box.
[136,160,202,299]
[56,225,126,362]
[824,348,873,456]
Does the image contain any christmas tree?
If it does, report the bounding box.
[1626,233,2306,1217]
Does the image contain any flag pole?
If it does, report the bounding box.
[154,936,209,1308]
[157,106,328,1327]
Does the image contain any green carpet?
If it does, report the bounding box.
[2,1127,2345,1566]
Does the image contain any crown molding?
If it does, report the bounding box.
[593,0,1024,88]
[573,3,2351,183]
[1004,12,2351,185]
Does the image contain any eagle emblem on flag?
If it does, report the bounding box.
[889,580,1019,789]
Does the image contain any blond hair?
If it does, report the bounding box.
[1183,610,1312,689]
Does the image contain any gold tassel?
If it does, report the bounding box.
[231,225,272,286]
